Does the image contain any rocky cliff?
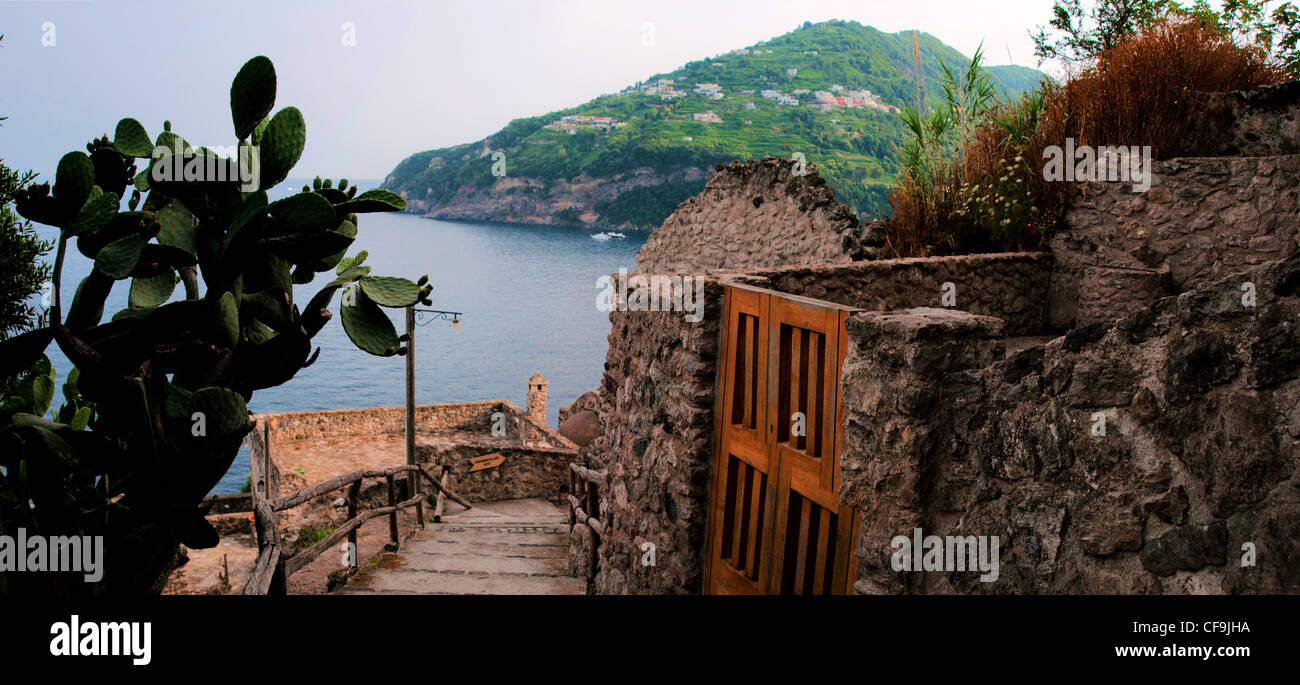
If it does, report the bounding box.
[399,165,709,229]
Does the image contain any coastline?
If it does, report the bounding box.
[406,211,654,234]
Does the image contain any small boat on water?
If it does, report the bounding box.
[607,232,627,238]
[591,231,627,240]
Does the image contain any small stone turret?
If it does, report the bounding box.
[526,373,548,425]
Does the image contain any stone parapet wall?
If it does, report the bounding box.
[256,401,504,442]
[252,400,570,450]
[841,255,1300,594]
[247,400,576,507]
[1051,154,1300,328]
[730,252,1053,335]
[419,442,576,503]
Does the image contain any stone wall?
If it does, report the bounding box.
[419,440,577,504]
[729,252,1053,336]
[841,254,1300,594]
[584,278,726,594]
[246,399,575,504]
[634,157,885,274]
[585,251,1055,594]
[1189,81,1300,157]
[252,400,570,450]
[1049,155,1300,328]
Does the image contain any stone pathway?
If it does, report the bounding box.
[337,498,586,595]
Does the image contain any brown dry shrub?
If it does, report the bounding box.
[884,17,1291,257]
[1056,17,1289,158]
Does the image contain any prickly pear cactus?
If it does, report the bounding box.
[0,56,433,596]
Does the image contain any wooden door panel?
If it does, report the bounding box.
[707,284,858,595]
[708,287,775,594]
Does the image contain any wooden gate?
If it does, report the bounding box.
[705,283,859,595]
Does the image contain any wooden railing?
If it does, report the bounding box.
[567,462,606,584]
[244,463,470,595]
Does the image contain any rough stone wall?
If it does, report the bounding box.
[1049,155,1300,328]
[634,158,884,274]
[841,254,1300,594]
[1190,81,1300,157]
[730,252,1053,336]
[418,441,576,503]
[585,278,726,594]
[585,253,1055,594]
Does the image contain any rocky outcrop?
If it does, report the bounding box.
[635,158,886,274]
[400,166,709,229]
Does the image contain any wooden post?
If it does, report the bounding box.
[567,469,575,527]
[346,480,361,570]
[433,466,448,522]
[386,473,398,549]
[586,479,598,582]
[263,420,270,498]
[405,306,417,510]
[270,556,287,596]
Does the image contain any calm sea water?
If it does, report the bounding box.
[36,180,645,494]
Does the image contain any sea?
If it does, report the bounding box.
[34,179,646,495]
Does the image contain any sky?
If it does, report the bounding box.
[0,0,1055,181]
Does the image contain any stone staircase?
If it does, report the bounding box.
[336,498,585,595]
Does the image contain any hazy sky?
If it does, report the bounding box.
[0,0,1056,180]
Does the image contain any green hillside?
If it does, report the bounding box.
[383,20,1049,229]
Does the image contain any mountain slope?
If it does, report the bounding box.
[383,20,1049,230]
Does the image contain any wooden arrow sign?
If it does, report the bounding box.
[468,452,506,473]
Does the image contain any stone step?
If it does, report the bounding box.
[437,514,569,526]
[402,538,568,558]
[341,569,586,595]
[409,530,568,547]
[335,498,584,595]
[386,549,570,575]
[427,525,568,535]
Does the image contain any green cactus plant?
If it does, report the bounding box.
[0,55,423,596]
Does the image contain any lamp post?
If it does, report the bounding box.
[404,306,464,511]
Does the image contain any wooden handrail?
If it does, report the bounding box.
[567,494,604,537]
[567,462,604,585]
[270,464,469,512]
[244,462,472,594]
[285,491,426,576]
[569,462,606,486]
